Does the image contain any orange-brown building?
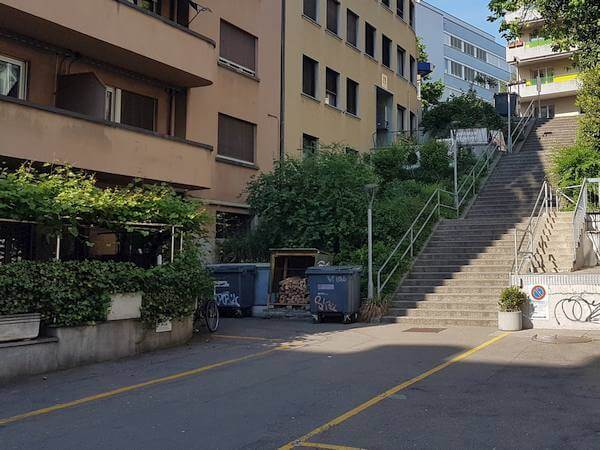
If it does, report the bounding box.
[0,0,281,258]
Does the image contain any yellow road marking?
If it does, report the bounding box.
[301,442,366,449]
[280,333,509,450]
[213,334,282,342]
[0,347,285,427]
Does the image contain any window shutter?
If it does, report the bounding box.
[220,20,257,72]
[218,114,256,163]
[120,90,157,131]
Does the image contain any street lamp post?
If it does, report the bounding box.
[364,184,378,300]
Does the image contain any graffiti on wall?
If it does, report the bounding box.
[554,295,600,325]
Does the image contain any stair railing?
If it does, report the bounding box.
[572,178,589,263]
[376,136,502,297]
[510,99,536,152]
[511,179,560,275]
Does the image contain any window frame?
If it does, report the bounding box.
[303,0,319,22]
[325,67,340,108]
[302,55,319,99]
[346,78,359,116]
[219,20,258,77]
[217,113,257,164]
[346,9,359,48]
[409,1,415,28]
[326,0,340,35]
[365,22,376,58]
[397,45,406,77]
[396,0,405,18]
[397,104,406,132]
[409,55,416,84]
[0,54,27,100]
[302,133,319,157]
[382,34,392,68]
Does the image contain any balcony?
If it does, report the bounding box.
[0,96,213,189]
[505,8,542,24]
[0,0,216,87]
[507,39,572,63]
[517,75,580,99]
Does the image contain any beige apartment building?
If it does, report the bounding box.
[283,0,420,155]
[505,8,579,118]
[0,0,281,252]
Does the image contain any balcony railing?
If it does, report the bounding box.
[517,75,579,98]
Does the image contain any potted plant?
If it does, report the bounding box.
[498,287,527,331]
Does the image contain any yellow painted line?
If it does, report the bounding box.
[301,442,366,449]
[0,347,285,427]
[213,334,282,342]
[280,333,509,450]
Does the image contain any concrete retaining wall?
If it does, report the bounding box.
[0,317,192,383]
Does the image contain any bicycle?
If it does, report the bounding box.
[193,298,220,333]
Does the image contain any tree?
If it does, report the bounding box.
[488,0,600,70]
[416,37,428,63]
[421,80,445,109]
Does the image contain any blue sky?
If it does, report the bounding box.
[424,0,505,43]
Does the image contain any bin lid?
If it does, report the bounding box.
[305,266,362,275]
[207,264,257,273]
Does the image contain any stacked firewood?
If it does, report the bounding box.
[278,277,309,305]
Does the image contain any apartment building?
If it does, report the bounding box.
[0,0,281,251]
[505,8,578,118]
[415,0,511,103]
[283,0,419,152]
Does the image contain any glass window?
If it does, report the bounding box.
[326,0,340,35]
[218,113,256,163]
[409,1,415,28]
[120,90,156,131]
[0,55,26,99]
[346,10,359,47]
[409,56,416,83]
[450,60,463,78]
[397,46,406,77]
[325,68,339,107]
[397,0,404,18]
[450,36,462,50]
[382,35,392,68]
[303,0,318,21]
[346,78,358,115]
[476,48,487,62]
[464,67,476,82]
[126,0,160,14]
[302,55,318,97]
[365,23,376,58]
[397,105,406,132]
[303,133,319,156]
[382,0,391,8]
[464,43,475,57]
[215,212,252,240]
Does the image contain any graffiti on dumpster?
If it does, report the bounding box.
[314,295,338,312]
[554,295,600,325]
[214,280,240,307]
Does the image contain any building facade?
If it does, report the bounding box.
[505,8,579,118]
[0,0,281,256]
[415,0,510,103]
[283,0,419,153]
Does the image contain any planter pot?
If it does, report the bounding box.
[498,311,522,331]
[107,293,142,321]
[0,313,41,342]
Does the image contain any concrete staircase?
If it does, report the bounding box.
[384,116,579,327]
[532,211,575,273]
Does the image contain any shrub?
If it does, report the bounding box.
[418,140,452,182]
[577,67,600,150]
[498,287,527,312]
[369,140,419,184]
[551,143,600,188]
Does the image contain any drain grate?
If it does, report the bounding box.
[532,334,593,344]
[403,327,446,333]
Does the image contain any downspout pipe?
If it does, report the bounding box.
[279,0,286,160]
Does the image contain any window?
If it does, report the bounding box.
[346,78,358,115]
[450,36,462,50]
[382,35,392,68]
[397,46,406,76]
[397,105,406,132]
[302,55,318,98]
[120,90,157,131]
[365,23,376,58]
[219,20,257,75]
[0,55,26,99]
[464,42,475,57]
[449,60,463,78]
[345,147,358,155]
[346,10,359,47]
[325,68,339,107]
[464,66,476,83]
[126,0,160,14]
[215,212,252,240]
[397,0,404,18]
[303,0,318,21]
[326,0,340,35]
[303,133,319,156]
[410,111,417,135]
[476,48,487,62]
[409,56,416,83]
[218,113,256,163]
[382,0,390,8]
[409,1,415,28]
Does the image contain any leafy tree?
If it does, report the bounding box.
[416,37,428,63]
[421,80,445,109]
[576,67,600,149]
[488,0,600,70]
[421,91,505,138]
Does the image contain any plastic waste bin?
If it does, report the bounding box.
[305,266,362,324]
[207,264,256,317]
[252,263,271,317]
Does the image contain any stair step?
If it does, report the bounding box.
[410,264,509,273]
[382,316,497,327]
[394,293,506,302]
[396,285,504,295]
[391,300,498,311]
[406,272,510,281]
[401,278,507,287]
[389,308,497,319]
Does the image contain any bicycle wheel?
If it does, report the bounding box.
[204,299,220,333]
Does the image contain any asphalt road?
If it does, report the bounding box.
[1,319,600,449]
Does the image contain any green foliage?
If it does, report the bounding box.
[418,140,452,182]
[0,165,209,237]
[488,0,600,70]
[421,91,505,138]
[551,143,600,188]
[369,140,419,184]
[498,286,527,312]
[577,67,600,150]
[0,250,213,327]
[416,37,428,63]
[421,80,445,109]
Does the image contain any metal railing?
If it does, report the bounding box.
[510,99,536,152]
[572,179,589,263]
[376,135,503,297]
[511,179,556,275]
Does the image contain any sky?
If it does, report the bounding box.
[424,0,505,44]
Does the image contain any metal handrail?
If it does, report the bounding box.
[572,179,588,262]
[510,100,535,150]
[376,138,502,296]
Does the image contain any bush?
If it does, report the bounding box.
[0,250,213,327]
[551,143,600,188]
[577,67,600,150]
[498,287,527,312]
[369,140,419,184]
[418,140,452,182]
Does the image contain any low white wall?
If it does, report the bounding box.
[512,273,600,330]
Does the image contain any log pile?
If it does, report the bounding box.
[278,277,309,305]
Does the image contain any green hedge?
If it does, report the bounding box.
[0,251,213,327]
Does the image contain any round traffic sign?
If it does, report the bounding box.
[531,285,546,301]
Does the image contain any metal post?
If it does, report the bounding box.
[179,231,184,252]
[453,132,458,213]
[514,228,518,274]
[507,92,513,153]
[55,235,61,261]
[437,189,441,218]
[410,227,414,257]
[367,202,374,300]
[544,182,549,216]
[170,225,175,263]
